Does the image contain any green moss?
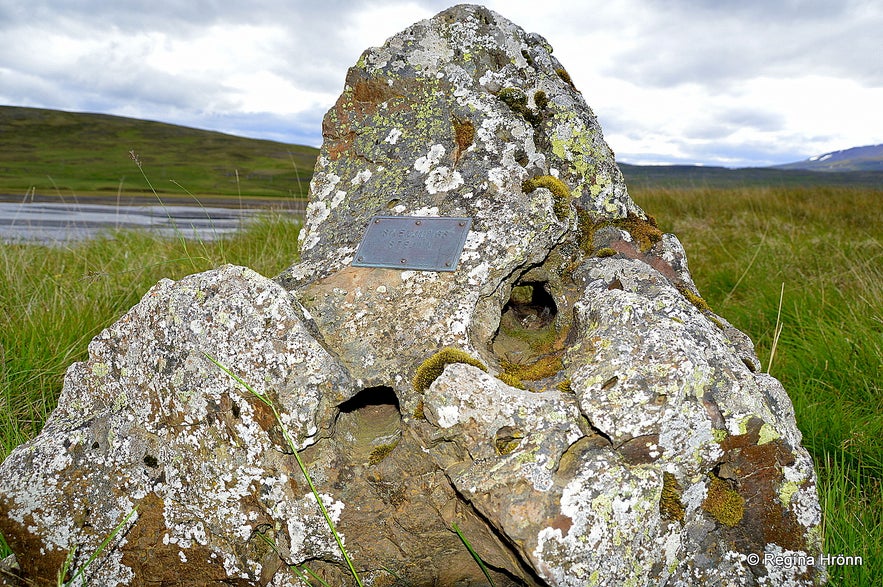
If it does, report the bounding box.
[523,175,572,220]
[555,379,573,393]
[498,87,528,115]
[509,284,534,305]
[659,472,685,522]
[534,90,549,110]
[555,67,577,90]
[413,347,487,392]
[595,247,617,258]
[613,213,663,252]
[498,87,541,126]
[495,431,524,456]
[576,209,663,255]
[702,475,745,527]
[368,441,398,465]
[497,372,526,390]
[413,400,425,420]
[502,354,563,382]
[676,283,712,313]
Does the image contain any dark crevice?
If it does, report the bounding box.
[338,385,399,414]
[445,481,548,587]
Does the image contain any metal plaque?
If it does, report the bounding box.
[352,216,472,271]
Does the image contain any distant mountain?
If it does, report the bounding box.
[772,144,883,172]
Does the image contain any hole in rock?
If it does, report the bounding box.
[336,386,402,465]
[494,425,524,456]
[502,281,557,330]
[492,280,566,386]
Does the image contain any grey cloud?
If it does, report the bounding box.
[601,1,883,89]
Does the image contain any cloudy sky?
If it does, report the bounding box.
[1,0,880,167]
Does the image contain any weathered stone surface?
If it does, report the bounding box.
[0,4,823,586]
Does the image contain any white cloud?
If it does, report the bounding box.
[0,0,880,167]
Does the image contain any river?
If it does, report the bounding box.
[0,200,299,245]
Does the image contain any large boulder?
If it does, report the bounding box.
[0,4,823,586]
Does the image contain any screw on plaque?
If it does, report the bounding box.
[458,221,466,226]
[415,220,422,225]
[401,259,407,263]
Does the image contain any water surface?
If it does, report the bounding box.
[0,201,287,244]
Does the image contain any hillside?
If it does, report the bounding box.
[2,106,880,201]
[619,162,883,190]
[0,106,317,201]
[772,144,883,172]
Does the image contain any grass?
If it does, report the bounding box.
[631,184,882,586]
[0,179,879,585]
[0,106,318,199]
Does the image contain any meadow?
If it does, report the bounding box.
[0,181,880,585]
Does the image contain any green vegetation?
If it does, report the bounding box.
[522,175,572,220]
[0,106,317,199]
[412,347,487,392]
[702,474,745,527]
[451,522,497,587]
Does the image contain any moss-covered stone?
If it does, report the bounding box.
[523,175,572,220]
[498,86,541,126]
[413,347,487,392]
[555,67,576,90]
[497,372,527,390]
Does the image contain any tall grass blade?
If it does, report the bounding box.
[452,522,496,587]
[204,353,363,586]
[767,282,785,373]
[62,506,138,586]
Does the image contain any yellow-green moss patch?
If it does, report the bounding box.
[660,472,685,522]
[413,347,487,392]
[576,209,662,254]
[368,441,398,465]
[595,247,617,258]
[523,175,572,220]
[555,379,573,393]
[502,354,564,383]
[677,284,712,313]
[702,475,745,527]
[497,372,527,390]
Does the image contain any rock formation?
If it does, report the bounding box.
[0,5,823,586]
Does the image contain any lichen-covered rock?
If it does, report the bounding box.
[1,4,823,586]
[0,265,361,585]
